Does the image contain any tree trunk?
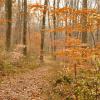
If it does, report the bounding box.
[5,0,12,51]
[40,0,48,62]
[82,0,87,43]
[23,0,27,55]
[53,0,56,59]
[96,0,100,42]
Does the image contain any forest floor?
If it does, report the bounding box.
[0,61,62,100]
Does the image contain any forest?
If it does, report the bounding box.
[0,0,100,100]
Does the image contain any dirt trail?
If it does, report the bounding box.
[0,65,58,100]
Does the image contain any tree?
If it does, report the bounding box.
[82,0,87,43]
[5,0,12,51]
[96,0,100,42]
[23,0,27,55]
[53,0,56,59]
[40,0,48,62]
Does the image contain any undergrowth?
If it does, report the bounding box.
[49,61,100,100]
[0,46,40,80]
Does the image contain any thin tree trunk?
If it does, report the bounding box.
[5,0,12,51]
[96,0,100,42]
[53,0,56,59]
[82,0,87,43]
[40,0,48,62]
[23,0,27,55]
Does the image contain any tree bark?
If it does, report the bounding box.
[40,0,48,62]
[23,0,27,55]
[5,0,12,51]
[82,0,87,43]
